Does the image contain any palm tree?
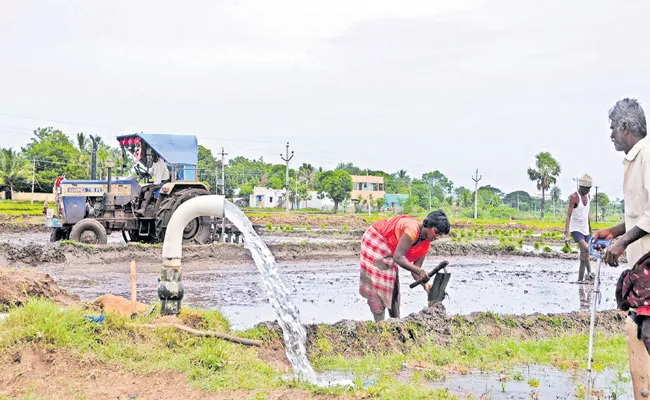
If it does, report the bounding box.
[76,133,90,154]
[0,148,30,197]
[527,152,561,220]
[454,187,473,207]
[550,186,561,220]
[298,163,317,189]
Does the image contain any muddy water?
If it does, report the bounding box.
[318,365,632,398]
[33,254,624,330]
[430,365,632,399]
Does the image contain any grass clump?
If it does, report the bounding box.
[0,299,278,391]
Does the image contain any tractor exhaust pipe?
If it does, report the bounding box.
[159,195,225,315]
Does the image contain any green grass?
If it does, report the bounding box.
[0,299,279,391]
[312,332,627,377]
[0,201,54,216]
[0,299,466,399]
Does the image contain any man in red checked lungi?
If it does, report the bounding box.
[359,210,450,322]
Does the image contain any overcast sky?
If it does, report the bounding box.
[1,0,649,199]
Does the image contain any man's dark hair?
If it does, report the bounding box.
[423,210,450,234]
[609,98,647,138]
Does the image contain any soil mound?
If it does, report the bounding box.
[92,294,149,316]
[0,268,79,306]
[2,243,65,265]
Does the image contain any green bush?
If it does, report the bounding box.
[533,241,542,250]
[265,222,272,230]
[543,246,553,253]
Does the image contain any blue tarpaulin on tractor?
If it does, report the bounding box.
[136,134,198,166]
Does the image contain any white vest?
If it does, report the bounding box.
[569,192,590,235]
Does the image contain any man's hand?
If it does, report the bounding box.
[605,239,626,267]
[423,283,432,293]
[593,228,614,241]
[564,235,572,246]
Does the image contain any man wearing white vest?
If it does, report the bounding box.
[564,174,593,283]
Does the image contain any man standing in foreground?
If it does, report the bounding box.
[564,174,594,283]
[593,98,650,398]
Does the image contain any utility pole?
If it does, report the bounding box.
[472,169,482,219]
[595,186,599,222]
[90,135,99,180]
[295,170,299,210]
[31,158,35,204]
[280,142,294,214]
[367,170,371,217]
[217,147,228,242]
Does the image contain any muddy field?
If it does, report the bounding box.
[0,228,635,399]
[0,231,625,330]
[44,255,623,330]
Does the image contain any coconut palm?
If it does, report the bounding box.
[527,152,561,220]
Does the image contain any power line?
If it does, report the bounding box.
[0,111,124,131]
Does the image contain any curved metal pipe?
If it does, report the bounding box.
[159,194,225,315]
[162,194,225,265]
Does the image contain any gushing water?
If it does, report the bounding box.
[224,201,317,382]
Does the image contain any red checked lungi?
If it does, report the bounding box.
[359,216,431,318]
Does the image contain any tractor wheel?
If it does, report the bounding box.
[155,188,212,245]
[69,219,108,245]
[50,228,63,242]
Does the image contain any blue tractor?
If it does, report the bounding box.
[48,133,222,245]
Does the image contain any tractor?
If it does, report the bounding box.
[47,133,248,245]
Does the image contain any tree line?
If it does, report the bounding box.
[0,128,621,219]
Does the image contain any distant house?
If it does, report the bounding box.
[350,175,385,203]
[302,191,335,211]
[383,194,409,211]
[250,187,285,208]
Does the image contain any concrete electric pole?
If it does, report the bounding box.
[472,169,482,219]
[280,142,294,215]
[217,147,228,242]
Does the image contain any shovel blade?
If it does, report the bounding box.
[427,272,451,305]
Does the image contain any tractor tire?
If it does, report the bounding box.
[69,219,108,245]
[50,228,63,242]
[155,188,212,245]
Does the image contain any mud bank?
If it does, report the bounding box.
[0,268,79,307]
[0,240,585,267]
[0,215,48,233]
[253,303,626,358]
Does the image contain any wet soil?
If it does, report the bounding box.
[3,248,623,330]
[249,214,370,229]
[0,267,79,307]
[420,365,631,399]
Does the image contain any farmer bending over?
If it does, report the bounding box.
[359,210,450,322]
[564,174,594,283]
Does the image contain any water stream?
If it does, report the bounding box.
[224,201,317,382]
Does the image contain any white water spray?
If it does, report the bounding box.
[224,201,316,382]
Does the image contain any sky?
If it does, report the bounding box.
[1,0,649,200]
